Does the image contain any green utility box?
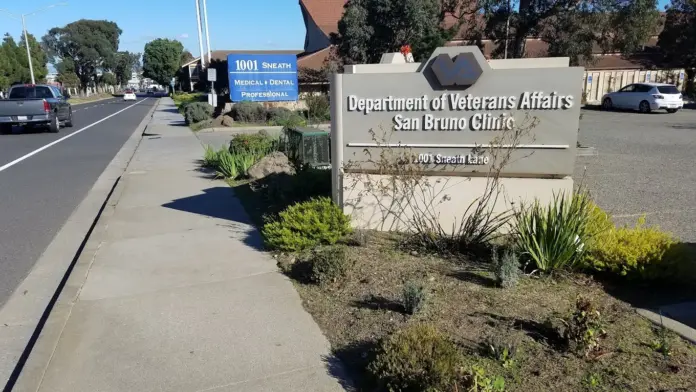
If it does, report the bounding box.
[285,127,331,168]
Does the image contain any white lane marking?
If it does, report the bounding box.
[0,98,149,174]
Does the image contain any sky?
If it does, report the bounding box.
[0,0,307,54]
[0,0,675,64]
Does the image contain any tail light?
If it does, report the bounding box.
[43,99,50,113]
[652,94,664,99]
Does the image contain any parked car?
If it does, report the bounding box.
[0,84,73,134]
[123,90,137,101]
[601,82,684,113]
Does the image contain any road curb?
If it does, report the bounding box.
[0,98,160,391]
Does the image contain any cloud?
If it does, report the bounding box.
[179,33,190,39]
[265,40,278,48]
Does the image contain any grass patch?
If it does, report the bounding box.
[69,93,114,104]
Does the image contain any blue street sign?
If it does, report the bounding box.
[227,54,298,102]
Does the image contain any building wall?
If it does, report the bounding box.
[582,68,687,103]
[301,4,332,53]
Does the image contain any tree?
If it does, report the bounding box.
[19,32,48,82]
[0,32,48,88]
[114,51,140,86]
[180,50,194,66]
[659,0,696,93]
[0,34,20,90]
[56,58,81,88]
[42,19,122,92]
[142,38,184,86]
[480,0,659,65]
[99,72,117,86]
[335,0,460,64]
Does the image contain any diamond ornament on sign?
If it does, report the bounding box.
[430,52,484,87]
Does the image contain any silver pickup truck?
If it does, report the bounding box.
[0,84,73,134]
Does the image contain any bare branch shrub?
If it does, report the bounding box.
[343,113,538,255]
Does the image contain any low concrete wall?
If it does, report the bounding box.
[341,174,573,232]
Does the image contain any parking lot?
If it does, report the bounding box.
[575,105,696,242]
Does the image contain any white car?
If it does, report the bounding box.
[123,91,137,101]
[601,82,683,113]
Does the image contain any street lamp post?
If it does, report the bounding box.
[202,0,212,65]
[0,3,68,85]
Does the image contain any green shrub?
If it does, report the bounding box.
[561,296,606,357]
[402,281,427,315]
[262,197,352,252]
[481,336,517,369]
[305,94,330,121]
[261,167,332,213]
[584,215,693,280]
[513,191,594,273]
[492,247,520,289]
[184,102,214,125]
[463,366,506,392]
[229,133,278,155]
[231,101,267,123]
[368,324,465,392]
[266,107,292,124]
[173,93,202,112]
[308,245,349,284]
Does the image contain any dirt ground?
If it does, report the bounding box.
[281,233,696,392]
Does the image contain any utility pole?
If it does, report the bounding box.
[202,0,212,65]
[195,0,206,69]
[21,15,35,84]
[0,3,67,85]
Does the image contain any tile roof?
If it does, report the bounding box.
[299,0,348,37]
[297,47,333,70]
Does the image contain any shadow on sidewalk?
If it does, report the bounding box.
[162,187,263,250]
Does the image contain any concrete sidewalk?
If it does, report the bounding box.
[18,98,348,392]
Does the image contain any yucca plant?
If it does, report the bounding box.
[235,152,258,176]
[513,191,594,273]
[215,148,240,179]
[202,144,219,168]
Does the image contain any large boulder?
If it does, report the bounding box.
[247,152,295,180]
[221,115,235,127]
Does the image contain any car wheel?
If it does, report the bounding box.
[65,110,74,127]
[667,109,679,114]
[48,115,60,133]
[0,124,12,134]
[639,100,651,113]
[602,98,613,111]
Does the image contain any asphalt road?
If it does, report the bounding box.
[0,96,157,307]
[575,105,696,242]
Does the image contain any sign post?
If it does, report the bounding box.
[207,68,217,107]
[227,53,298,102]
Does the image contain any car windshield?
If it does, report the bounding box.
[656,85,680,94]
[9,86,54,99]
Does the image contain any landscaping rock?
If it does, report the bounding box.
[221,115,235,127]
[247,152,295,180]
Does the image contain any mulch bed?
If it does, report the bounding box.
[281,232,696,392]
